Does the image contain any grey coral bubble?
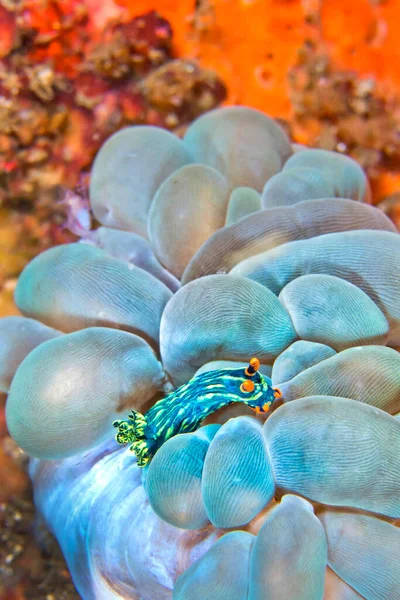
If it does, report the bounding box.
[324,568,364,600]
[89,125,193,236]
[82,226,180,292]
[183,198,395,284]
[183,106,292,191]
[173,530,255,600]
[319,510,400,600]
[148,164,230,278]
[0,316,61,392]
[225,187,262,225]
[283,148,371,202]
[272,340,336,385]
[261,167,338,208]
[278,346,400,414]
[249,495,327,600]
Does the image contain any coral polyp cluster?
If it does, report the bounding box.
[2,106,400,599]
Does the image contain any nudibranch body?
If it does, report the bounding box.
[114,358,281,466]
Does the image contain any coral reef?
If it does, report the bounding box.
[2,106,400,599]
[0,4,225,210]
[0,2,226,318]
[143,0,400,200]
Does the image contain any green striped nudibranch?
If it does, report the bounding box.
[113,358,282,467]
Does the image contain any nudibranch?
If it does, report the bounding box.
[113,357,282,466]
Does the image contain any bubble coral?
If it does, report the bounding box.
[2,106,400,599]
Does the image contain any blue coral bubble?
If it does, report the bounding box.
[201,416,275,528]
[261,167,336,208]
[279,274,389,351]
[173,530,255,600]
[89,125,193,236]
[232,230,400,345]
[6,327,165,459]
[0,316,61,392]
[248,495,327,600]
[272,340,336,385]
[160,274,296,385]
[195,360,272,380]
[83,227,180,292]
[264,397,400,517]
[283,148,371,202]
[15,243,172,344]
[183,198,395,284]
[183,106,292,191]
[225,187,262,225]
[146,425,220,529]
[319,510,400,600]
[279,346,400,413]
[148,164,230,278]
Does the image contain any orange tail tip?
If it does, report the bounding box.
[251,403,270,414]
[273,387,282,399]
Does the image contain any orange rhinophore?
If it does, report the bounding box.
[240,379,255,393]
[245,357,260,376]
